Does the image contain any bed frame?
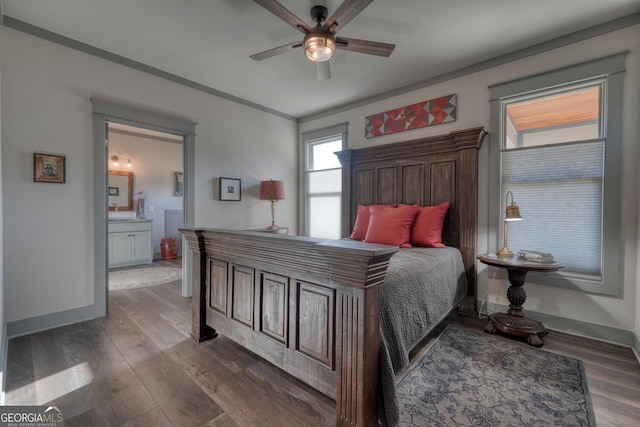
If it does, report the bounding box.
[181,127,487,426]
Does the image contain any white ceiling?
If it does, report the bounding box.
[2,0,639,118]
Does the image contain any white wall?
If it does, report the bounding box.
[108,131,184,255]
[1,27,298,324]
[0,23,6,399]
[300,25,640,334]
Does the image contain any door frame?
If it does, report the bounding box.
[92,99,197,315]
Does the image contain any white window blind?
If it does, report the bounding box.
[501,141,604,278]
[302,124,346,239]
[308,167,341,239]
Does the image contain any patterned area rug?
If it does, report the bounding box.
[397,327,596,426]
[109,267,182,290]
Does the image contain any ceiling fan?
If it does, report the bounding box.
[250,0,395,81]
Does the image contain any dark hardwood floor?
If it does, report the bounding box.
[5,260,640,426]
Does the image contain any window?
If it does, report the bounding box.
[489,53,625,295]
[302,124,347,239]
[502,81,604,277]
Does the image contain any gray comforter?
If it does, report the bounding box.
[378,247,468,426]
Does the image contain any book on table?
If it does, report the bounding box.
[517,250,555,263]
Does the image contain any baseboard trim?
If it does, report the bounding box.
[632,333,640,364]
[481,301,639,362]
[6,304,105,339]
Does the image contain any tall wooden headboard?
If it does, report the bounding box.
[336,127,487,314]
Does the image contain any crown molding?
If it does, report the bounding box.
[1,15,297,123]
[299,12,640,122]
[2,11,638,124]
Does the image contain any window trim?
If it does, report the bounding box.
[300,123,347,237]
[488,52,626,296]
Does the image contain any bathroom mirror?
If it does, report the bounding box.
[108,171,134,211]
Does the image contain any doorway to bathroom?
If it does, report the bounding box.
[92,99,196,317]
[106,122,185,292]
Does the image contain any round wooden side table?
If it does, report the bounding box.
[477,254,564,347]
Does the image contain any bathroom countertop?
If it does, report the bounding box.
[108,218,153,223]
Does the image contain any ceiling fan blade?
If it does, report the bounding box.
[316,61,331,81]
[323,0,374,33]
[253,0,312,34]
[335,37,395,57]
[250,41,303,61]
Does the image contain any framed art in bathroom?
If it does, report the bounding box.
[175,172,184,196]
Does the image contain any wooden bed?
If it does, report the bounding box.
[181,127,487,426]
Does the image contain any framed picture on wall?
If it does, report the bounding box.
[34,152,65,183]
[108,187,119,196]
[219,177,241,201]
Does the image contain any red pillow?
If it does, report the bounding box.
[411,202,450,248]
[364,204,418,248]
[349,204,398,240]
[349,205,371,240]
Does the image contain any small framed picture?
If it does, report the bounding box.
[34,152,65,183]
[219,177,241,201]
[108,186,119,196]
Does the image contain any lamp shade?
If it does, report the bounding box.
[505,203,522,221]
[503,190,522,221]
[260,180,285,201]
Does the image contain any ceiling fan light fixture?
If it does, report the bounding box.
[304,33,335,62]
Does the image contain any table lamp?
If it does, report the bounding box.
[496,190,522,257]
[260,180,285,230]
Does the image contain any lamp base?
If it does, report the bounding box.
[497,218,517,258]
[266,225,282,231]
[496,247,514,258]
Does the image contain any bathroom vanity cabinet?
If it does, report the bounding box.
[108,219,153,268]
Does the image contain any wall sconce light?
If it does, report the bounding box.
[496,190,522,257]
[259,180,285,230]
[111,155,132,168]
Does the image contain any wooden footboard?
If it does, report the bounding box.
[181,228,398,427]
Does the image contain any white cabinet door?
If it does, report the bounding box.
[109,232,132,265]
[130,231,152,263]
